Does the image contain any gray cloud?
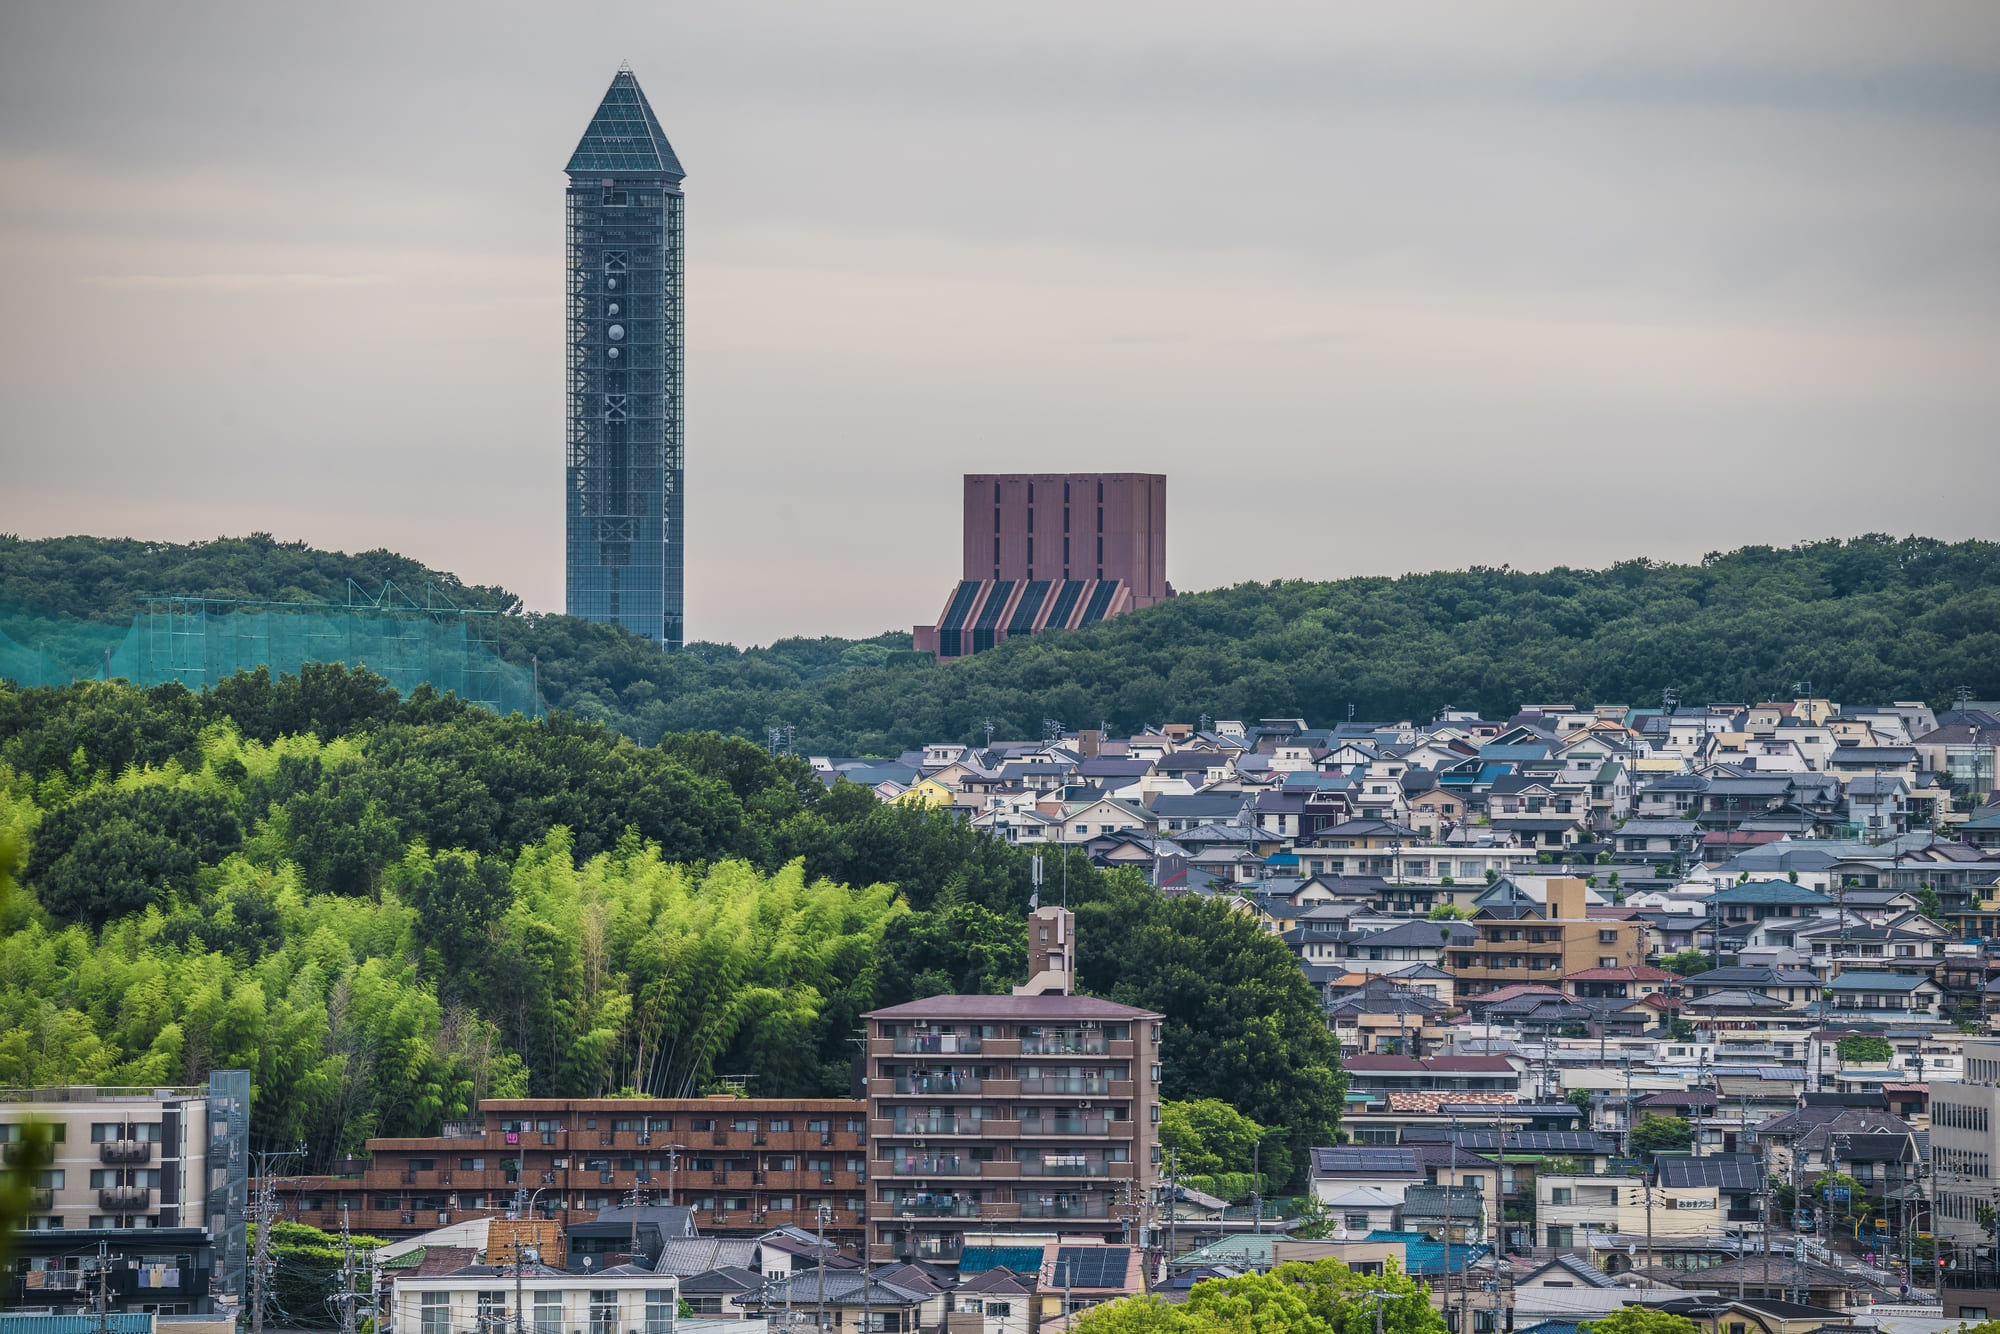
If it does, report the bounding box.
[1,1,1996,644]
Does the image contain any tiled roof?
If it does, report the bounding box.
[864,994,1160,1019]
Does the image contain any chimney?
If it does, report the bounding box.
[1013,906,1076,996]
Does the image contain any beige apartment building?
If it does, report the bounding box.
[1448,877,1651,997]
[862,908,1163,1265]
[0,1071,249,1314]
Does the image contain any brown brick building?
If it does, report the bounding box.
[273,1096,869,1244]
[862,915,1163,1266]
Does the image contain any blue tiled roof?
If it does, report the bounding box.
[1404,1241,1491,1275]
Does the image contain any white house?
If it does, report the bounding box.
[391,1261,676,1334]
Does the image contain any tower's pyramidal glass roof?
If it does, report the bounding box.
[567,69,685,178]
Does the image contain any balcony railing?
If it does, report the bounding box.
[1020,1032,1108,1055]
[1021,1117,1109,1136]
[1018,1077,1107,1095]
[99,1140,154,1165]
[28,1188,54,1210]
[894,1035,982,1055]
[99,1185,152,1210]
[895,1075,982,1095]
[890,1199,982,1218]
[891,1157,964,1175]
[1020,1199,1108,1219]
[895,1237,964,1261]
[1026,1158,1109,1177]
[891,1117,968,1135]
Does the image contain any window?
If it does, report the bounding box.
[646,1290,676,1334]
[591,1292,618,1334]
[1600,958,1618,968]
[1547,1226,1573,1248]
[1599,930,1618,944]
[421,1293,449,1334]
[768,1119,792,1133]
[459,1158,484,1172]
[1345,1213,1372,1232]
[1550,1188,1572,1205]
[535,1294,563,1334]
[479,1292,509,1320]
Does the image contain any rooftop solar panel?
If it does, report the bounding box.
[1054,1247,1128,1288]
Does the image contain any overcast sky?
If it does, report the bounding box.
[1,3,1996,644]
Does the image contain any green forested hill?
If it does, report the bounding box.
[5,532,1997,749]
[0,669,1342,1182]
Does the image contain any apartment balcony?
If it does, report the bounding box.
[894,1076,983,1095]
[99,1185,152,1211]
[887,1199,983,1218]
[28,1188,54,1210]
[1020,1032,1108,1056]
[895,1236,963,1262]
[981,1160,1023,1180]
[889,1117,973,1136]
[1020,1199,1109,1220]
[894,1035,982,1055]
[1019,1077,1109,1096]
[1023,1159,1110,1178]
[99,1140,154,1165]
[890,1156,969,1176]
[1020,1118,1109,1136]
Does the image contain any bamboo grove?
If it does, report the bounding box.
[0,667,1344,1185]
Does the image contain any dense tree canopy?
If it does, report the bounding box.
[5,533,1997,750]
[1073,1259,1443,1334]
[0,669,1341,1173]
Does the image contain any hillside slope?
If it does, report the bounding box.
[4,533,1996,750]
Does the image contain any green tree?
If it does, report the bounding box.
[1917,882,1944,923]
[1077,880,1344,1192]
[1658,949,1712,976]
[1581,1309,1700,1334]
[1160,1099,1269,1178]
[1837,1035,1893,1064]
[1426,903,1466,920]
[26,784,241,919]
[1629,1113,1693,1157]
[1566,1088,1596,1119]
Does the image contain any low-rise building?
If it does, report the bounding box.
[0,1072,249,1314]
[389,1259,678,1334]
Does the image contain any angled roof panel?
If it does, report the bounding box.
[568,70,686,177]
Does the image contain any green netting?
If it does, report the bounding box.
[0,600,541,718]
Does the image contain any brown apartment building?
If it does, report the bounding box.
[862,907,1163,1266]
[274,1097,870,1246]
[1447,876,1651,998]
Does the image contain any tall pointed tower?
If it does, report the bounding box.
[564,68,687,649]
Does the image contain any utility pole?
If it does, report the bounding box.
[94,1238,110,1334]
[815,1203,830,1333]
[1252,1141,1262,1236]
[250,1149,299,1334]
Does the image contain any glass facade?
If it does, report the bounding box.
[564,70,686,649]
